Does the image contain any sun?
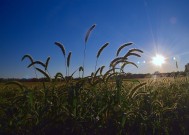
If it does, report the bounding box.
[152,54,165,66]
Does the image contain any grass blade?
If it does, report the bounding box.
[176,61,178,69]
[67,52,72,68]
[97,42,109,58]
[128,48,143,53]
[27,61,46,68]
[121,61,138,69]
[85,24,96,44]
[124,52,141,58]
[54,42,66,57]
[129,82,146,98]
[45,56,51,70]
[35,68,51,81]
[116,42,133,56]
[100,66,105,75]
[5,81,25,91]
[67,52,72,76]
[21,54,34,63]
[94,67,101,77]
[110,57,126,67]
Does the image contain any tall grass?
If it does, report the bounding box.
[83,24,96,78]
[1,25,189,135]
[95,42,109,72]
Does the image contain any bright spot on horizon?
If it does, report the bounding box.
[152,54,165,66]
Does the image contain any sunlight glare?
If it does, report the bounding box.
[152,54,165,66]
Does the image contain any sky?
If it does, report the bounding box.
[1,0,189,78]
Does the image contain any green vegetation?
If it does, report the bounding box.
[0,25,189,135]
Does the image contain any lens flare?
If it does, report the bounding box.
[152,54,165,66]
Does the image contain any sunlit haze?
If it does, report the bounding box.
[152,54,165,66]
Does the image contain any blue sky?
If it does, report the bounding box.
[1,0,189,78]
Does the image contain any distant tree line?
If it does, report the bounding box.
[0,70,188,83]
[185,63,189,72]
[116,71,186,79]
[0,78,49,83]
[1,62,189,83]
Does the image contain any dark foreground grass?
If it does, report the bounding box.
[0,77,189,135]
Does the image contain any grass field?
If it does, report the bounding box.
[1,77,189,135]
[1,25,189,134]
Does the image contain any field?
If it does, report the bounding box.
[1,25,189,134]
[0,77,189,135]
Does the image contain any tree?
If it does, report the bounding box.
[154,71,160,75]
[185,63,189,72]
